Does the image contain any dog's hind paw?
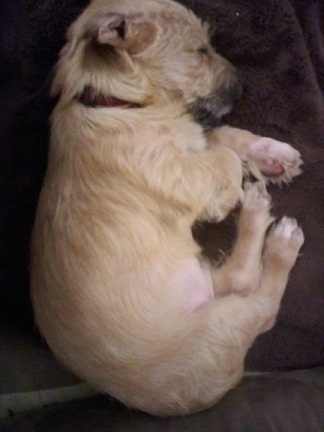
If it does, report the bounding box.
[246,138,303,184]
[242,181,270,213]
[264,217,304,266]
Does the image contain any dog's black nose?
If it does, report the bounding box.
[227,75,244,107]
[237,71,245,89]
[233,70,244,99]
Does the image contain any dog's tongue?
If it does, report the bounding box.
[96,94,129,107]
[79,87,140,108]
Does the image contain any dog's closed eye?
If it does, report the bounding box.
[197,45,209,55]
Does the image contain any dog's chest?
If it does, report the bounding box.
[170,121,207,153]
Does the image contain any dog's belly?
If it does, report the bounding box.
[171,258,214,311]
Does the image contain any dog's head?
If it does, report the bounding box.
[52,0,242,128]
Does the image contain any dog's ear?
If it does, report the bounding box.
[96,14,156,54]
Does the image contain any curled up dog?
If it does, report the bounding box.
[31,0,304,417]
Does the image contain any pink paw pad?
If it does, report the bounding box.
[247,138,303,183]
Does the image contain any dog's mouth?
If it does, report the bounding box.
[189,96,231,131]
[189,79,243,131]
[77,86,142,109]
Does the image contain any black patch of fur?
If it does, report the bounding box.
[189,80,243,131]
[189,96,223,131]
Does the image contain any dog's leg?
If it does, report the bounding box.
[208,181,273,296]
[135,143,243,222]
[185,213,304,414]
[256,216,305,332]
[222,217,304,338]
[188,213,304,411]
[205,126,302,184]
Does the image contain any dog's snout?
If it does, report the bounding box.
[189,69,244,131]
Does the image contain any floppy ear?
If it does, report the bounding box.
[97,14,156,53]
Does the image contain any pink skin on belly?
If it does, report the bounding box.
[171,258,214,311]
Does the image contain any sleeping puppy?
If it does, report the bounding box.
[30,0,304,417]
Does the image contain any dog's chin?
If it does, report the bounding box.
[189,97,233,132]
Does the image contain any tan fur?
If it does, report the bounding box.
[30,0,304,417]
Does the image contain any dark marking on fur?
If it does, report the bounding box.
[189,80,243,131]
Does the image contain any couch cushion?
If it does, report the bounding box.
[3,369,324,432]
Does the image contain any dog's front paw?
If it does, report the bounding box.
[246,138,303,184]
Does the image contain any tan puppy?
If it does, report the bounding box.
[31,0,304,417]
